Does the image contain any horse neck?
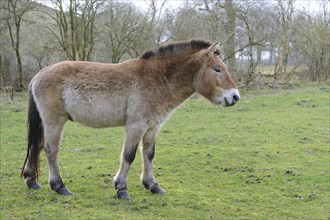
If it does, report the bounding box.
[154,54,201,104]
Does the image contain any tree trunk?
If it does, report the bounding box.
[224,0,236,68]
[15,18,24,89]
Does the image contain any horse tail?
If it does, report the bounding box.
[21,89,44,180]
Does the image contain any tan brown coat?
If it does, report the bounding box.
[22,39,240,199]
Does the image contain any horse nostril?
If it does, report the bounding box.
[233,94,240,102]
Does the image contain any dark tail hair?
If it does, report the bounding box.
[21,89,44,179]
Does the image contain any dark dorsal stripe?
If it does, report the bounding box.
[140,39,212,60]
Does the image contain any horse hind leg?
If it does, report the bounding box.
[22,142,43,190]
[43,119,72,195]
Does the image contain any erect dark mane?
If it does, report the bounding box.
[140,39,212,60]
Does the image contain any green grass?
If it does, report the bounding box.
[1,85,329,219]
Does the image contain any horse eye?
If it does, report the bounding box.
[214,68,221,73]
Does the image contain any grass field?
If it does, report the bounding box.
[1,84,329,219]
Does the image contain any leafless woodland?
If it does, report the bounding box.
[1,0,329,91]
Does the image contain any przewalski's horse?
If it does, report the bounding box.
[22,39,240,199]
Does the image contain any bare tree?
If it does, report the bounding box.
[97,2,145,63]
[145,0,167,42]
[195,0,237,68]
[164,7,201,41]
[292,2,330,81]
[29,36,59,71]
[48,0,101,61]
[236,1,270,87]
[97,0,165,63]
[197,0,223,41]
[2,0,36,90]
[273,0,294,80]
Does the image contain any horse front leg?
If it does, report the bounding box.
[141,126,166,194]
[114,123,147,199]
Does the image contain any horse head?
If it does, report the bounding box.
[194,43,240,107]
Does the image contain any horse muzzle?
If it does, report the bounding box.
[220,88,240,107]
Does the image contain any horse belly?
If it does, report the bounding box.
[63,90,126,128]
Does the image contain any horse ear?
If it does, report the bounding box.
[205,43,221,57]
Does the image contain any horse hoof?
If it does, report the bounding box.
[117,190,131,200]
[150,184,166,194]
[56,187,73,195]
[27,180,42,189]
